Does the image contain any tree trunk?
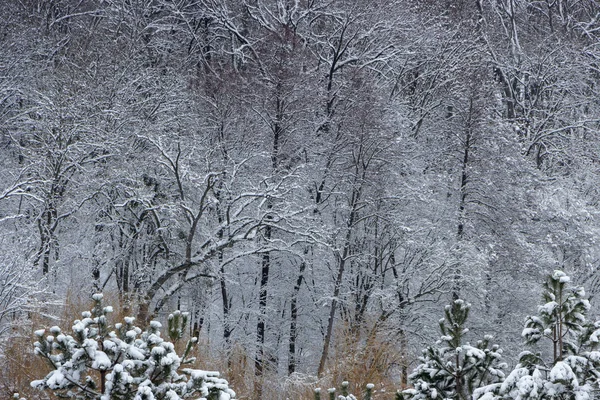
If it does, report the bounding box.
[254,233,271,398]
[453,99,474,300]
[255,82,283,397]
[288,258,306,375]
[317,199,358,377]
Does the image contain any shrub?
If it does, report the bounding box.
[29,293,235,400]
[314,380,376,400]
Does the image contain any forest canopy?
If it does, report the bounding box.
[1,0,600,398]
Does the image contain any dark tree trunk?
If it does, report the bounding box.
[288,258,306,375]
[254,226,271,398]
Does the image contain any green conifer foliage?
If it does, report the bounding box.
[400,299,505,400]
[523,270,591,361]
[474,270,600,400]
[314,381,375,400]
[30,294,236,400]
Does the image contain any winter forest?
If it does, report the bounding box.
[2,0,600,398]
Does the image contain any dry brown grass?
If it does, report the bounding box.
[222,319,409,400]
[0,298,59,400]
[1,293,410,400]
[308,320,407,400]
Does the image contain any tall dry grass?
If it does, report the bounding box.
[0,293,410,400]
[308,321,407,400]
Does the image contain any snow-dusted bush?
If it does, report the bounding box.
[474,270,600,400]
[398,299,506,400]
[30,294,236,400]
[314,381,375,400]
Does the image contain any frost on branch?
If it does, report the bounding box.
[30,294,236,400]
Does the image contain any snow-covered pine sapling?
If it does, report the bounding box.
[522,270,590,362]
[473,270,600,400]
[342,380,350,397]
[329,387,336,400]
[168,310,188,342]
[315,382,374,400]
[338,380,358,400]
[168,310,197,365]
[365,383,374,400]
[399,299,505,400]
[30,293,236,400]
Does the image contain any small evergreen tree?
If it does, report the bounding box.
[314,381,375,400]
[474,270,600,400]
[30,294,236,400]
[399,299,506,400]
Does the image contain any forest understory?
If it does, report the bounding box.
[1,0,600,399]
